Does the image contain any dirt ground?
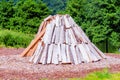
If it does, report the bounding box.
[0,48,120,80]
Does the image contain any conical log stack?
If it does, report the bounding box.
[21,14,106,64]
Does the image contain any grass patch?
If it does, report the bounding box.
[0,29,34,48]
[114,51,120,54]
[82,69,120,80]
[48,69,120,80]
[83,69,111,80]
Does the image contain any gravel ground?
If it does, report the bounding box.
[0,48,120,80]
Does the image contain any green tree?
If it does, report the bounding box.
[0,0,15,29]
[63,0,86,26]
[9,0,51,33]
[0,0,51,34]
[42,0,67,14]
[63,0,120,52]
[83,0,120,52]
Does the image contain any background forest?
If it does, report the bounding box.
[0,0,120,53]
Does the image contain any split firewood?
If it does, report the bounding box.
[70,45,79,64]
[64,15,71,28]
[21,14,106,65]
[66,45,71,63]
[40,44,48,64]
[52,44,59,64]
[59,26,65,43]
[47,44,54,64]
[20,27,46,57]
[61,44,67,63]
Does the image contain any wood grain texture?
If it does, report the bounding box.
[20,27,46,57]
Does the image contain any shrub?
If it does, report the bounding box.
[0,29,34,48]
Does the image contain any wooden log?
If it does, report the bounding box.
[43,21,55,44]
[29,42,40,62]
[65,30,68,44]
[91,43,106,58]
[77,45,86,62]
[55,15,60,26]
[20,27,46,57]
[85,44,99,61]
[64,15,71,28]
[59,15,62,26]
[69,47,74,64]
[61,16,65,27]
[78,44,90,63]
[68,16,75,27]
[40,44,48,64]
[65,29,71,44]
[47,44,54,64]
[73,26,88,43]
[51,26,57,43]
[55,26,60,43]
[87,43,102,60]
[34,42,45,64]
[30,42,43,64]
[68,29,77,44]
[58,44,62,62]
[61,44,67,63]
[42,23,51,43]
[59,26,65,43]
[70,45,78,64]
[52,44,59,64]
[66,45,71,63]
[75,46,82,63]
[82,44,93,62]
[26,42,38,56]
[76,26,91,43]
[72,27,83,43]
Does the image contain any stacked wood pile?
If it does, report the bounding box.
[21,14,106,64]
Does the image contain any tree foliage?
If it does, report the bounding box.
[0,0,15,29]
[0,0,51,33]
[0,0,120,52]
[64,0,86,25]
[63,0,120,52]
[42,0,67,14]
[83,0,120,52]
